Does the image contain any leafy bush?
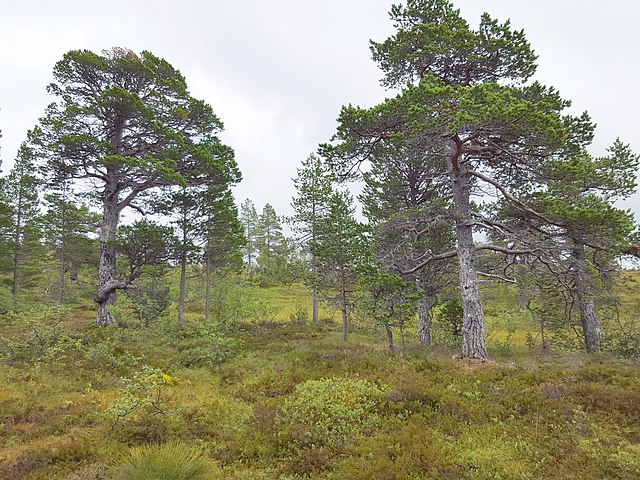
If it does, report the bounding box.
[0,306,81,363]
[603,332,640,359]
[276,377,387,449]
[108,365,178,427]
[288,302,309,324]
[111,442,220,480]
[203,276,281,325]
[174,321,241,368]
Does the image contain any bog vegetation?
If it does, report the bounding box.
[0,0,639,479]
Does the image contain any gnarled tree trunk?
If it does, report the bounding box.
[386,324,395,352]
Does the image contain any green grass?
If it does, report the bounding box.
[0,281,639,479]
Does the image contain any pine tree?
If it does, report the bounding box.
[202,186,245,322]
[3,144,41,300]
[157,187,203,327]
[312,191,367,341]
[240,199,259,275]
[256,203,286,284]
[322,0,576,359]
[30,48,239,325]
[361,145,455,346]
[291,154,335,323]
[41,187,99,303]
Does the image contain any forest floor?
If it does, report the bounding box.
[0,280,639,479]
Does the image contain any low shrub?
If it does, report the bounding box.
[108,365,178,427]
[602,332,640,359]
[276,377,388,450]
[175,322,241,368]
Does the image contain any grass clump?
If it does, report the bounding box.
[111,442,220,480]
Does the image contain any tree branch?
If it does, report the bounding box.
[467,169,566,228]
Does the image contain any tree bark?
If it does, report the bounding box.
[449,146,488,360]
[572,243,602,353]
[178,248,187,328]
[417,292,432,346]
[311,203,319,324]
[205,247,212,323]
[11,191,23,300]
[58,231,66,304]
[386,324,395,352]
[340,265,348,341]
[96,195,119,326]
[518,283,528,311]
[313,286,319,324]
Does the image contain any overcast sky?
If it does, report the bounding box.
[1,0,638,219]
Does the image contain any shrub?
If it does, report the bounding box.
[175,322,241,368]
[276,377,387,449]
[433,298,463,346]
[288,302,309,325]
[108,365,178,427]
[111,442,220,480]
[602,332,640,359]
[0,305,81,364]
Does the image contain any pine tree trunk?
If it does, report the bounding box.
[178,248,187,327]
[450,152,488,360]
[11,194,23,300]
[518,283,528,311]
[205,247,212,323]
[58,234,66,304]
[540,316,549,353]
[96,197,119,326]
[313,287,319,324]
[340,265,348,341]
[417,292,432,346]
[572,243,602,353]
[11,224,20,299]
[311,207,319,324]
[386,324,395,352]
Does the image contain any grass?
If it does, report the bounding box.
[0,280,639,479]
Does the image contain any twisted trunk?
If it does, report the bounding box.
[386,324,395,352]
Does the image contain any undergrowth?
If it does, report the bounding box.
[0,282,639,479]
